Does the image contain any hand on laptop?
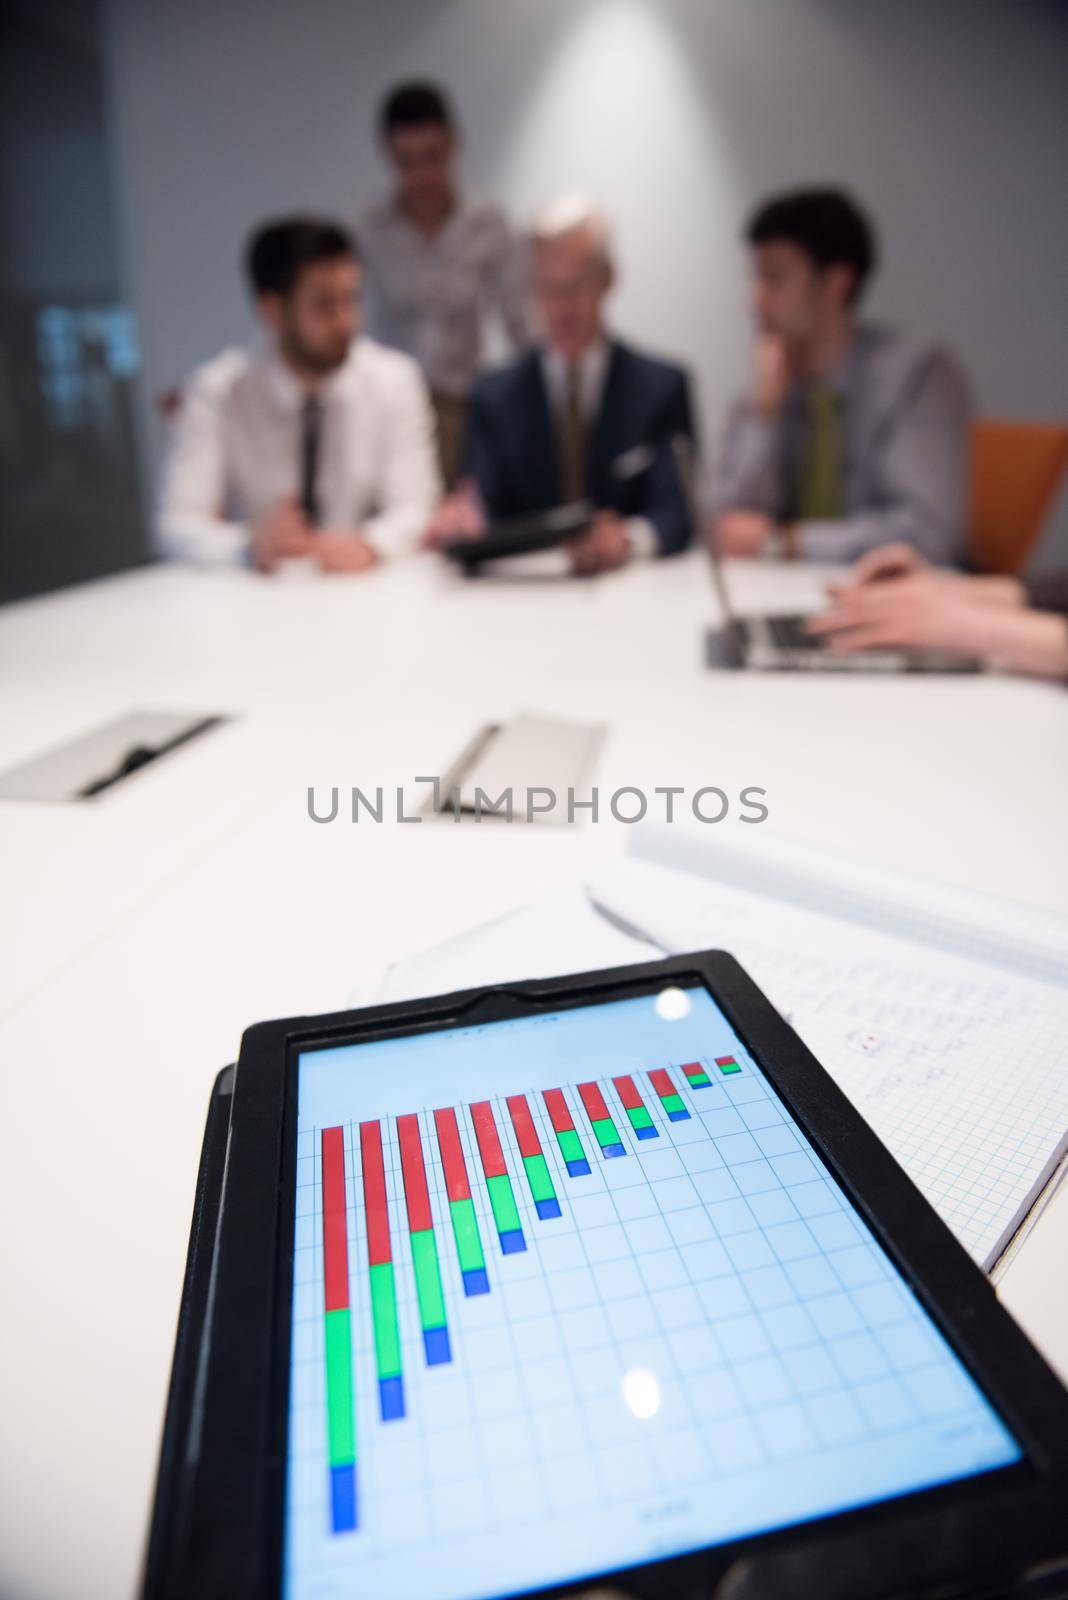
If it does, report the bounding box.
[809,563,1068,677]
[568,510,632,575]
[807,572,978,653]
[840,541,931,587]
[423,479,487,549]
[826,542,1027,608]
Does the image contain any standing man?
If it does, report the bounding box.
[713,187,972,565]
[158,217,440,572]
[358,80,530,487]
[428,195,697,574]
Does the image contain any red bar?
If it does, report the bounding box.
[543,1088,575,1133]
[648,1068,677,1099]
[682,1061,703,1074]
[715,1055,737,1066]
[470,1100,507,1178]
[433,1107,471,1203]
[612,1075,644,1111]
[321,1126,350,1313]
[506,1094,543,1159]
[397,1113,434,1233]
[359,1120,392,1267]
[578,1081,610,1122]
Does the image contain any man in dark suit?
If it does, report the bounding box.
[426,195,697,573]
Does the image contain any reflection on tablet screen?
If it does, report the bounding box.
[286,986,1020,1599]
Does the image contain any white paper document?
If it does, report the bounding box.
[588,825,1068,1270]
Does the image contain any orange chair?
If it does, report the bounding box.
[969,420,1068,574]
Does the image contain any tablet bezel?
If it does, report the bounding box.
[175,951,1068,1600]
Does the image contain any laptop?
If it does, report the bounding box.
[707,534,986,673]
[671,439,982,674]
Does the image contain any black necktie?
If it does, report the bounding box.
[300,394,323,526]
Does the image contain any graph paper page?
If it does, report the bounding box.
[589,855,1068,1269]
[285,987,1018,1600]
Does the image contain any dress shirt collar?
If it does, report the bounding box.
[541,336,611,418]
[824,323,866,401]
[260,339,363,412]
[785,321,871,411]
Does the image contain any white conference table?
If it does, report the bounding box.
[1,550,1066,1600]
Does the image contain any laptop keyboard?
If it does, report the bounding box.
[765,613,822,651]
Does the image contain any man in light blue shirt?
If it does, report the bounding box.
[713,188,972,566]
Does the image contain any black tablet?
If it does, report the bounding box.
[145,953,1068,1600]
[441,502,592,571]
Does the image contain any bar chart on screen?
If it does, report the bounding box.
[308,1065,733,1538]
[285,989,1020,1600]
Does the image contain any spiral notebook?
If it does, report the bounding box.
[587,826,1068,1274]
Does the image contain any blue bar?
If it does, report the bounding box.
[566,1157,591,1177]
[635,1126,659,1141]
[330,1463,357,1532]
[499,1228,526,1254]
[603,1142,626,1158]
[667,1108,690,1122]
[423,1325,452,1365]
[378,1375,405,1421]
[535,1197,562,1219]
[462,1266,490,1296]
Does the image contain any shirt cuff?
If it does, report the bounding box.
[625,517,659,561]
[362,511,427,562]
[159,515,250,567]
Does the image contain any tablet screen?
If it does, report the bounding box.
[285,985,1020,1599]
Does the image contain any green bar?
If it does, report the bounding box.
[449,1196,485,1275]
[522,1152,557,1205]
[661,1092,686,1115]
[556,1127,585,1165]
[486,1171,521,1235]
[592,1116,621,1150]
[718,1060,742,1075]
[324,1307,355,1466]
[685,1069,711,1087]
[368,1261,402,1381]
[410,1227,447,1331]
[625,1105,654,1132]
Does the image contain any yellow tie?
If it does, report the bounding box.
[557,363,587,503]
[796,381,842,520]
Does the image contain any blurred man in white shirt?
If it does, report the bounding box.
[159,217,440,574]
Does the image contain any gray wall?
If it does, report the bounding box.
[106,0,1068,564]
